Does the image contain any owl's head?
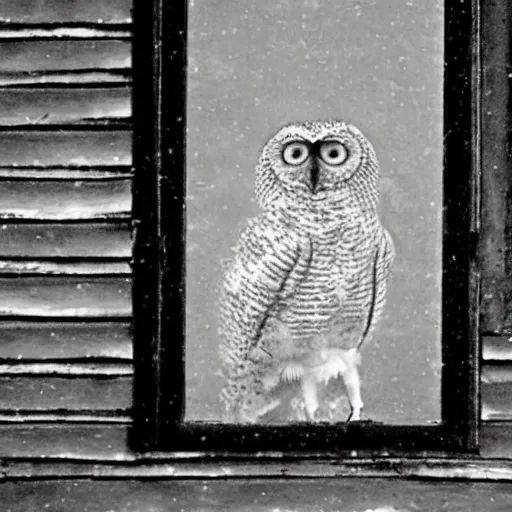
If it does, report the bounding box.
[255,120,379,217]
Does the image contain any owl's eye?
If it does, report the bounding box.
[319,141,349,165]
[282,142,310,166]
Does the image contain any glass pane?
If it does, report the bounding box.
[186,0,443,424]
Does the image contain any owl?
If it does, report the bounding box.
[218,120,395,424]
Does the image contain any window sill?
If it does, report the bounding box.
[0,422,510,480]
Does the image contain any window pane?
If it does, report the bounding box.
[185,0,443,424]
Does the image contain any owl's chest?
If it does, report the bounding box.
[308,221,374,275]
[303,241,357,296]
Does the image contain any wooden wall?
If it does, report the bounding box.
[1,1,512,510]
[0,0,133,425]
[0,0,508,474]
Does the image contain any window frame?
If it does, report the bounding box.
[131,0,480,453]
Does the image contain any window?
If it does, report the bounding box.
[131,0,479,453]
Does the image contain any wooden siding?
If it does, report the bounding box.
[4,479,512,512]
[0,223,131,258]
[0,88,131,126]
[0,0,131,24]
[0,322,132,359]
[0,1,133,427]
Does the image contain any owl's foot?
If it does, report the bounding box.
[347,402,364,422]
[302,376,319,422]
[340,353,364,422]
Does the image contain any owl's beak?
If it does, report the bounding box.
[309,164,320,193]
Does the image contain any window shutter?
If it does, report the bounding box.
[0,1,133,423]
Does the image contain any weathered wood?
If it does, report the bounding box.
[482,365,512,383]
[0,321,132,360]
[18,477,512,512]
[0,178,131,220]
[5,479,512,510]
[0,88,130,126]
[0,423,507,476]
[0,28,131,40]
[480,423,512,458]
[0,261,130,275]
[483,335,512,361]
[0,376,131,411]
[0,412,131,422]
[0,131,131,167]
[7,459,512,482]
[0,71,130,86]
[0,223,131,258]
[0,424,132,460]
[481,365,512,420]
[0,0,131,24]
[0,424,457,464]
[0,362,132,375]
[0,276,131,318]
[0,168,133,179]
[479,1,512,334]
[0,179,131,220]
[0,41,130,74]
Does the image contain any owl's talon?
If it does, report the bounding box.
[347,406,363,422]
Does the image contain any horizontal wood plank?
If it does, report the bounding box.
[0,276,131,317]
[483,335,512,361]
[0,223,131,258]
[0,261,130,275]
[0,41,130,74]
[0,376,131,411]
[4,478,512,511]
[0,71,130,86]
[0,362,132,375]
[7,459,512,481]
[0,167,132,179]
[0,0,131,24]
[0,321,132,360]
[0,179,131,220]
[0,131,131,167]
[0,88,130,126]
[481,365,512,420]
[482,365,512,384]
[0,424,131,459]
[0,28,131,40]
[0,412,130,422]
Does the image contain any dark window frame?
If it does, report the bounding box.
[131,0,480,453]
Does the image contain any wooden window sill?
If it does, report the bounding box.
[0,422,511,480]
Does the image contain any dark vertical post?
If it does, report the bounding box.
[479,2,512,335]
[442,0,480,452]
[131,0,187,449]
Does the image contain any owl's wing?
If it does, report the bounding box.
[218,215,308,420]
[359,227,395,345]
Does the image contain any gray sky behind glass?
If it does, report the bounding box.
[185,0,444,423]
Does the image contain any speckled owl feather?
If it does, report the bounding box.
[218,120,395,423]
